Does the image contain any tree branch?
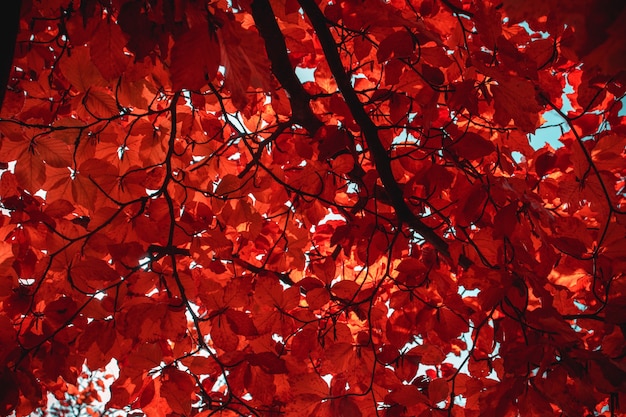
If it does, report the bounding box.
[440,0,474,18]
[298,0,470,268]
[250,0,323,134]
[147,245,295,286]
[0,0,22,111]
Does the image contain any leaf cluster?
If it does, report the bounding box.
[1,0,626,416]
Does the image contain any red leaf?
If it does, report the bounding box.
[225,309,258,336]
[35,135,73,168]
[246,352,288,374]
[170,25,220,91]
[211,316,239,351]
[334,397,362,417]
[306,287,330,309]
[389,92,411,124]
[70,257,120,290]
[428,378,449,405]
[311,257,336,285]
[492,203,518,239]
[59,46,106,92]
[289,372,329,399]
[215,174,242,196]
[534,151,557,177]
[15,150,46,193]
[291,328,319,360]
[330,280,359,300]
[161,369,195,415]
[386,312,413,349]
[90,20,130,80]
[552,236,588,257]
[452,132,495,160]
[219,16,271,108]
[422,64,445,86]
[84,87,119,119]
[455,183,488,227]
[321,342,354,374]
[43,199,74,218]
[0,367,19,415]
[116,1,158,59]
[43,296,77,326]
[316,125,353,160]
[377,30,414,63]
[386,385,429,407]
[492,77,543,133]
[406,344,446,366]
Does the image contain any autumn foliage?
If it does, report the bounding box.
[1,0,626,415]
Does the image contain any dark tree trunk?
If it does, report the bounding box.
[0,1,22,111]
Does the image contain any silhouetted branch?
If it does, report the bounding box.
[0,1,22,110]
[298,0,471,268]
[250,0,323,133]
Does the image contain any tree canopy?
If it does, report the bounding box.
[1,0,626,416]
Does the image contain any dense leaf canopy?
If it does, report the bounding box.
[1,0,626,416]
